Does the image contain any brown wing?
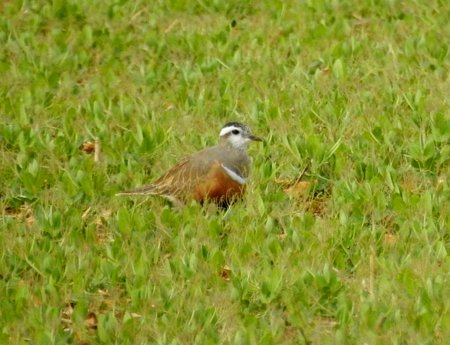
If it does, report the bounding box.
[150,157,210,198]
[116,152,216,199]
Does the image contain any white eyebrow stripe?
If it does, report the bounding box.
[219,126,241,136]
[221,164,247,185]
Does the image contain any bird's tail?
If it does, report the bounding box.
[115,184,158,196]
[116,184,183,207]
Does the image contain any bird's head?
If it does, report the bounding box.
[219,122,262,149]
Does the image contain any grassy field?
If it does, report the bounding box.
[1,0,449,344]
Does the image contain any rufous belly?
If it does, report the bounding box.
[193,161,245,204]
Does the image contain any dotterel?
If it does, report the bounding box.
[117,122,262,207]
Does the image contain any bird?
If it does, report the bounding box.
[117,122,262,208]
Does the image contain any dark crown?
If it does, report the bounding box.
[222,122,249,131]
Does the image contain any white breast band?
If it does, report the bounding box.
[221,164,247,185]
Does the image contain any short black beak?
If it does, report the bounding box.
[248,134,263,142]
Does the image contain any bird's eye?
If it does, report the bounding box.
[231,129,240,135]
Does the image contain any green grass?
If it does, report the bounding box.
[1,0,449,344]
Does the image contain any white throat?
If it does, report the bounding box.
[227,135,250,149]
